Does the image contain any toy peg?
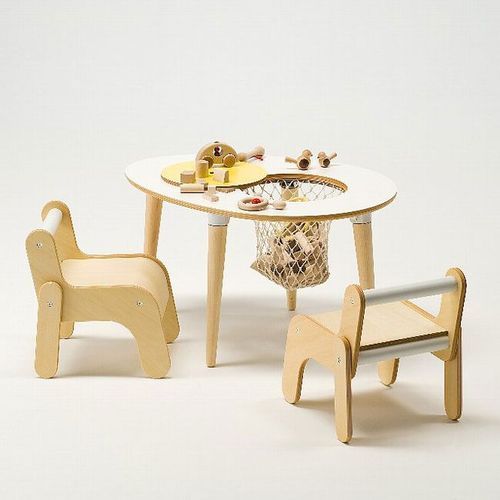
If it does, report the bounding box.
[180,183,205,193]
[237,146,265,162]
[195,160,210,179]
[285,149,312,170]
[317,151,337,168]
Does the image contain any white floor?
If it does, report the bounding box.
[2,256,499,499]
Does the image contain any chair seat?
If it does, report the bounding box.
[310,301,448,350]
[61,257,169,312]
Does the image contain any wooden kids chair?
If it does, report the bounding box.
[26,201,179,379]
[282,268,466,443]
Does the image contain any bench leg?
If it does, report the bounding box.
[35,282,62,378]
[444,334,462,420]
[283,355,308,404]
[334,336,353,443]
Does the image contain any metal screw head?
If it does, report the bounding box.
[36,242,43,248]
[47,301,54,308]
[136,300,144,307]
[350,298,355,305]
[337,356,342,364]
[296,328,300,335]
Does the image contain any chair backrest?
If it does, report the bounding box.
[339,268,467,376]
[26,201,83,295]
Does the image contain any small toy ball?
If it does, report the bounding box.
[238,196,268,211]
[272,200,286,210]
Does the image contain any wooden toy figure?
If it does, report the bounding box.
[196,141,238,168]
[285,150,312,170]
[237,145,265,162]
[317,151,337,168]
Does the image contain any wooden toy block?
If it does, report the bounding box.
[196,141,238,168]
[213,168,230,183]
[195,159,209,179]
[317,151,337,168]
[180,183,205,193]
[285,149,312,170]
[180,170,196,183]
[237,145,265,162]
[26,201,180,379]
[293,231,314,254]
[282,268,467,443]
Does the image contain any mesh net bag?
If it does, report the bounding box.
[242,175,345,290]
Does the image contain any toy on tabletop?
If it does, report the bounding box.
[195,159,210,178]
[212,168,230,183]
[237,145,265,162]
[317,151,337,168]
[271,200,287,210]
[203,185,219,202]
[238,196,269,211]
[180,183,205,193]
[196,141,238,168]
[180,170,196,183]
[285,149,313,170]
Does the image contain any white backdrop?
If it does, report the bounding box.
[1,1,499,499]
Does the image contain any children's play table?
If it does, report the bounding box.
[125,155,397,376]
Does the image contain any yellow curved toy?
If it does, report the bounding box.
[161,161,268,188]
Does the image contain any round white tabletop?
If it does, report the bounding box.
[125,155,397,222]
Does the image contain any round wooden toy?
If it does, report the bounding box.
[195,142,238,168]
[272,200,287,210]
[238,196,269,211]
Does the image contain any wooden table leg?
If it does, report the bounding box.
[144,194,163,257]
[206,214,229,367]
[351,213,399,386]
[286,290,297,311]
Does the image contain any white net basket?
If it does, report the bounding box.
[242,175,345,290]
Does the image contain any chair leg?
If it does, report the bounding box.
[283,355,308,404]
[130,318,171,378]
[162,295,180,344]
[333,337,353,443]
[378,358,399,386]
[59,321,74,339]
[444,335,462,420]
[35,282,62,378]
